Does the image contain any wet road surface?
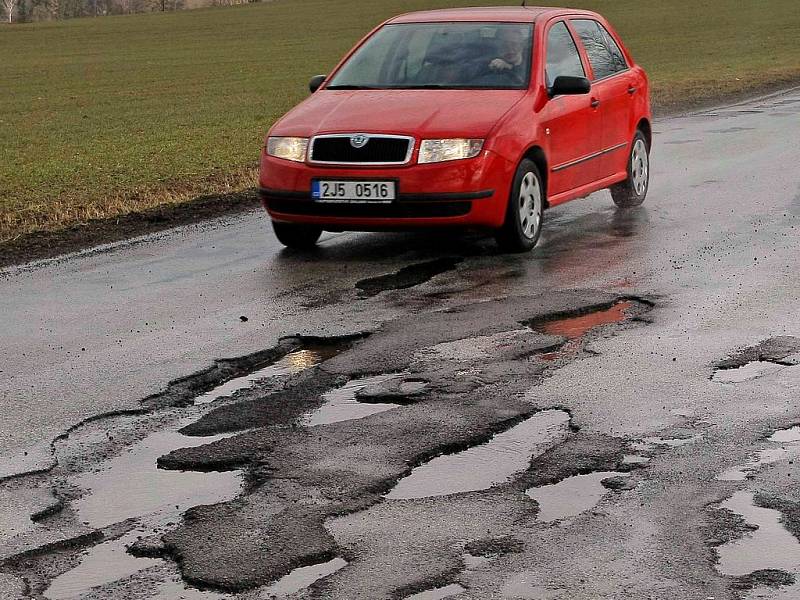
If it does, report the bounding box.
[1,88,800,599]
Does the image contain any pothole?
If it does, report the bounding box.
[261,557,347,598]
[42,415,244,599]
[715,491,800,577]
[712,361,789,384]
[712,337,800,384]
[463,552,492,569]
[530,300,634,339]
[501,573,564,599]
[194,347,333,405]
[385,410,570,500]
[300,374,403,427]
[45,529,161,599]
[404,583,466,600]
[525,299,647,361]
[718,426,800,481]
[153,576,230,599]
[525,471,629,523]
[69,423,242,528]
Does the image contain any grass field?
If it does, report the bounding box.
[2,0,800,242]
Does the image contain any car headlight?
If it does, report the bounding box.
[418,139,484,164]
[266,137,309,162]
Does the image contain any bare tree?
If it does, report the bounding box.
[3,0,18,22]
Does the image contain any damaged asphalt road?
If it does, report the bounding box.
[1,88,800,600]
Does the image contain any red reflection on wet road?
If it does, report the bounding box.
[537,301,633,340]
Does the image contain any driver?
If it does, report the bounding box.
[487,27,526,79]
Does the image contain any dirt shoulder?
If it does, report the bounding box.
[0,190,260,270]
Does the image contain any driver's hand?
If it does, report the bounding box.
[489,58,513,71]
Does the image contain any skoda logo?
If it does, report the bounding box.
[350,134,369,149]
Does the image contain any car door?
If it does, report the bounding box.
[539,19,602,200]
[570,18,637,180]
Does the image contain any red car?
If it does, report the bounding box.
[259,6,651,252]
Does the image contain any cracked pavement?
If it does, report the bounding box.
[1,88,800,599]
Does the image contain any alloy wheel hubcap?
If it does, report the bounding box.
[631,138,649,196]
[518,172,542,239]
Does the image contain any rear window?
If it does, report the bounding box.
[327,22,534,90]
[571,19,628,80]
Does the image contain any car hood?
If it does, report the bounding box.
[271,89,527,138]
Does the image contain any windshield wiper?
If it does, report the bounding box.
[325,85,383,90]
[393,84,452,89]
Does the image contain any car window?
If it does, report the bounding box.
[327,22,534,90]
[571,19,628,80]
[545,21,586,88]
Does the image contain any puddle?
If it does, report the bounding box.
[45,530,233,600]
[712,361,787,384]
[72,422,243,528]
[300,374,402,426]
[781,353,800,366]
[745,581,800,599]
[260,557,347,598]
[525,472,628,522]
[716,491,800,577]
[404,583,466,600]
[44,417,244,599]
[153,576,231,599]
[463,553,492,570]
[531,301,633,340]
[45,530,161,599]
[501,573,564,599]
[195,349,325,405]
[718,426,800,481]
[771,426,800,443]
[385,410,570,500]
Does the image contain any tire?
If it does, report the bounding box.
[271,221,322,249]
[611,130,650,207]
[495,158,545,253]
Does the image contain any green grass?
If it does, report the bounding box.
[2,0,800,241]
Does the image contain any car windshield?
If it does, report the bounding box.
[327,22,533,90]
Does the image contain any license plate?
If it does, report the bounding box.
[312,180,396,203]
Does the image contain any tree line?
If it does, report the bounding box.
[2,0,255,23]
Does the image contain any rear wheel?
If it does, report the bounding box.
[611,130,650,207]
[271,221,322,249]
[495,159,545,253]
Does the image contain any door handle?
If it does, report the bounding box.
[590,98,601,108]
[628,86,638,95]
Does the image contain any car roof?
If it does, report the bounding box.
[387,6,598,24]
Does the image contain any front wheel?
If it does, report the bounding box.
[495,158,545,253]
[611,130,650,207]
[271,221,322,249]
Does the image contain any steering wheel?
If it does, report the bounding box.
[474,68,523,87]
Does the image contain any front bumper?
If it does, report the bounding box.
[258,149,514,230]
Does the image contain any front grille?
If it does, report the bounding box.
[310,135,412,164]
[265,198,471,219]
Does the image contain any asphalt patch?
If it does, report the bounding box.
[355,257,463,297]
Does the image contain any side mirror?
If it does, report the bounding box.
[309,75,326,93]
[549,75,591,97]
